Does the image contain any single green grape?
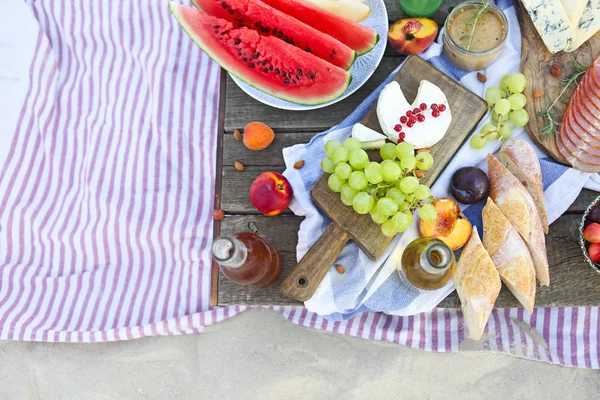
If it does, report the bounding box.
[418,203,437,222]
[348,170,368,191]
[491,110,499,123]
[382,162,401,182]
[400,154,417,171]
[499,123,513,140]
[405,193,415,203]
[386,188,406,205]
[494,98,511,115]
[500,75,511,93]
[343,137,361,150]
[398,202,410,212]
[320,157,336,173]
[380,143,397,160]
[334,163,352,180]
[484,86,503,106]
[371,211,389,225]
[508,93,526,110]
[348,148,369,169]
[470,135,487,149]
[380,220,396,237]
[509,109,529,127]
[377,197,398,216]
[328,173,345,193]
[395,142,414,159]
[340,184,358,206]
[364,162,383,184]
[414,184,431,200]
[508,73,527,93]
[399,176,419,194]
[330,146,349,164]
[415,152,433,171]
[392,211,413,233]
[352,192,374,214]
[480,124,496,135]
[325,140,342,157]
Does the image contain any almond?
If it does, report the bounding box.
[415,170,426,179]
[213,209,225,221]
[335,264,345,274]
[234,161,245,171]
[293,160,305,169]
[416,148,431,153]
[532,89,545,98]
[476,72,487,83]
[233,129,242,141]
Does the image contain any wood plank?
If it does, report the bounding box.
[217,210,600,307]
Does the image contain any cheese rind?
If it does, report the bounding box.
[566,0,600,52]
[521,0,574,53]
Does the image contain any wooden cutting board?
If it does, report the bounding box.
[280,56,487,301]
[516,1,600,165]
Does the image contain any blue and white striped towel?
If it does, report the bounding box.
[282,0,600,319]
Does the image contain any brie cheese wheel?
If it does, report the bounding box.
[376,80,452,149]
[351,123,387,149]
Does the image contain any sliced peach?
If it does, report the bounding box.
[388,18,438,55]
[419,198,472,250]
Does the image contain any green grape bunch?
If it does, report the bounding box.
[471,73,530,150]
[322,139,438,237]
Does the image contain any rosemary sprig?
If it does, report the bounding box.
[460,0,493,51]
[538,60,588,137]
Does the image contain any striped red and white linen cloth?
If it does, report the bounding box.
[1,0,598,369]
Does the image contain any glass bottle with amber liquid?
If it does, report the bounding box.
[399,237,455,290]
[212,232,282,287]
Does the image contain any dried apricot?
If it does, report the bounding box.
[243,121,275,151]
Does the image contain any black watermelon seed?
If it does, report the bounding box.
[261,26,269,33]
[248,63,255,68]
[242,57,248,62]
[309,72,315,79]
[284,36,288,41]
[238,24,244,28]
[306,48,312,53]
[269,65,273,71]
[228,9,234,14]
[292,80,297,84]
[284,78,290,84]
[297,69,302,76]
[261,60,268,66]
[272,28,277,34]
[221,2,227,8]
[252,52,260,59]
[234,39,241,45]
[236,18,243,22]
[275,69,280,75]
[255,22,260,27]
[277,31,283,38]
[332,49,336,54]
[289,40,295,46]
[282,71,286,77]
[329,54,334,60]
[263,68,268,73]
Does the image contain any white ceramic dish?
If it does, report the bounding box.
[229,0,389,110]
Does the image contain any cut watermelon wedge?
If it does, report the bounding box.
[192,0,356,70]
[170,3,351,105]
[261,0,378,55]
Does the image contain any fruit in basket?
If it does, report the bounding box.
[587,207,600,223]
[583,223,600,243]
[387,18,438,55]
[419,198,472,250]
[191,0,357,70]
[588,243,600,264]
[243,121,275,150]
[260,0,379,55]
[170,3,351,105]
[301,0,371,22]
[249,172,293,216]
[450,167,489,204]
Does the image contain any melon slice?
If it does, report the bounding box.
[192,0,356,70]
[170,3,351,105]
[261,0,378,55]
[302,0,371,22]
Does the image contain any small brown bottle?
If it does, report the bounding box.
[399,237,455,290]
[212,232,282,287]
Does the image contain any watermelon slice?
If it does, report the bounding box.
[170,3,351,105]
[261,0,378,55]
[192,0,356,70]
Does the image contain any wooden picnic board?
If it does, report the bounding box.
[212,0,600,308]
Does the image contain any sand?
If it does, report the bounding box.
[0,308,598,399]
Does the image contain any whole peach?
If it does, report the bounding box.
[249,172,293,216]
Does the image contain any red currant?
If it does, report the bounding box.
[439,104,447,112]
[408,116,416,124]
[400,116,407,123]
[399,132,406,139]
[413,107,421,114]
[419,103,427,110]
[417,114,425,122]
[432,109,440,117]
[406,121,414,128]
[394,124,402,132]
[431,104,438,110]
[406,110,413,117]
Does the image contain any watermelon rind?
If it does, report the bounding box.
[170,2,352,105]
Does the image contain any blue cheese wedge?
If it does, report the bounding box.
[351,123,387,149]
[561,0,588,26]
[567,0,600,52]
[521,0,574,53]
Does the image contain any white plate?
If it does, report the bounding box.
[229,0,388,110]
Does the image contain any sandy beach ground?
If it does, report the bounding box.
[0,308,598,399]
